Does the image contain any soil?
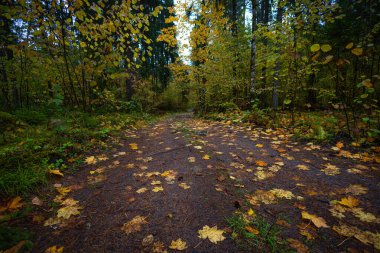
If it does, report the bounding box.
[24,114,380,252]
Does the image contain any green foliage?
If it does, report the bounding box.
[14,109,48,125]
[0,225,33,251]
[227,213,289,253]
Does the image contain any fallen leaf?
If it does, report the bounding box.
[122,216,147,234]
[287,238,309,253]
[32,197,43,206]
[276,219,291,228]
[152,186,164,192]
[297,165,309,171]
[202,154,210,160]
[321,163,340,176]
[198,225,226,244]
[129,143,139,150]
[178,183,190,189]
[45,246,64,253]
[169,239,187,250]
[188,157,196,163]
[247,208,256,217]
[339,196,359,208]
[245,226,259,235]
[301,211,329,228]
[85,156,97,165]
[255,160,268,167]
[8,196,23,210]
[344,184,368,196]
[152,241,167,253]
[333,223,380,250]
[136,187,148,194]
[56,187,71,196]
[142,234,154,247]
[49,169,64,177]
[57,206,81,219]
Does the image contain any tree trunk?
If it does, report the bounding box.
[249,0,258,104]
[273,0,283,109]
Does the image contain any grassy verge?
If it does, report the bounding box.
[227,212,291,253]
[0,109,155,198]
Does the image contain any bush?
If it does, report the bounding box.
[14,109,47,125]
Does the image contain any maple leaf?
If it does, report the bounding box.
[351,208,378,223]
[61,198,79,207]
[333,223,380,250]
[57,206,81,219]
[301,211,329,228]
[44,217,64,227]
[85,156,97,165]
[151,180,162,185]
[169,239,187,250]
[152,186,164,192]
[45,246,64,253]
[129,143,139,150]
[321,163,340,176]
[142,234,154,246]
[202,154,210,160]
[247,208,256,217]
[122,216,147,234]
[152,241,167,253]
[339,196,359,208]
[344,184,368,195]
[49,169,64,177]
[287,238,309,253]
[270,189,294,199]
[198,225,226,244]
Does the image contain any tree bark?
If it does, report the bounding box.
[273,0,283,109]
[249,0,258,104]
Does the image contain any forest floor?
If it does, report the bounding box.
[6,113,380,253]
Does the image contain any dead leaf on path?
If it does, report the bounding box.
[253,170,274,181]
[202,154,210,160]
[351,208,378,223]
[49,169,64,177]
[151,180,162,185]
[45,246,64,253]
[152,186,164,192]
[57,205,81,219]
[298,223,317,240]
[339,196,359,208]
[287,238,309,253]
[255,160,268,167]
[126,163,135,169]
[198,225,226,244]
[32,197,43,206]
[129,143,139,150]
[85,156,97,165]
[3,196,23,211]
[136,187,148,194]
[142,234,154,247]
[256,144,263,148]
[61,198,79,207]
[44,217,64,227]
[301,211,329,228]
[194,145,202,150]
[169,239,187,250]
[276,219,291,228]
[122,216,147,234]
[344,184,368,195]
[270,189,294,199]
[56,187,71,195]
[188,157,196,163]
[333,223,380,250]
[152,241,167,253]
[297,165,309,171]
[321,163,340,175]
[178,183,190,189]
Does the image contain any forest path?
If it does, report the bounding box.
[33,114,380,252]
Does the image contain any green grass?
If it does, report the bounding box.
[0,109,155,198]
[227,212,291,253]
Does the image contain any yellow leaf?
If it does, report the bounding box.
[169,239,187,250]
[255,144,263,148]
[152,186,164,192]
[339,196,359,208]
[310,44,320,52]
[247,208,256,217]
[198,225,226,244]
[85,156,97,165]
[178,183,191,189]
[136,187,148,194]
[202,154,210,160]
[129,143,138,150]
[56,187,71,195]
[49,169,64,177]
[345,42,354,49]
[45,246,64,253]
[336,142,344,149]
[57,206,81,219]
[351,48,363,56]
[321,44,332,52]
[121,216,147,234]
[301,211,329,228]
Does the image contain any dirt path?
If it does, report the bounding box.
[30,114,380,252]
